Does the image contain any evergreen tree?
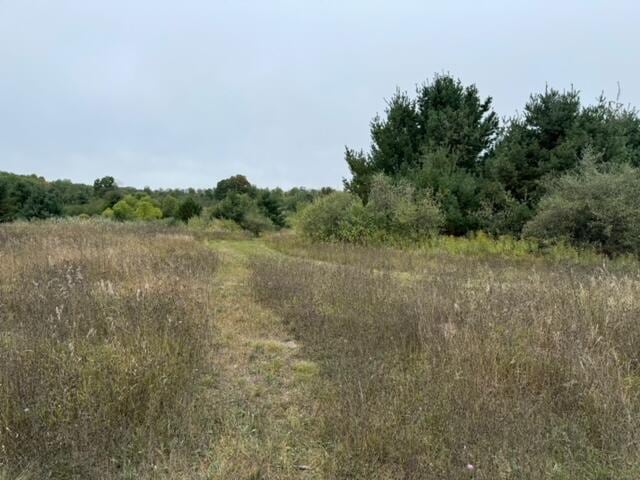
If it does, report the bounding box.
[257,190,286,227]
[416,74,498,171]
[177,197,202,222]
[344,74,498,206]
[488,88,640,210]
[369,90,423,175]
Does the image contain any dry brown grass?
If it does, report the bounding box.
[0,219,219,479]
[251,240,640,479]
[4,222,639,479]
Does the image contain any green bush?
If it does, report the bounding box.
[296,177,443,243]
[134,197,163,220]
[211,192,274,235]
[241,209,274,235]
[111,196,137,221]
[295,191,367,242]
[109,195,162,222]
[160,194,179,218]
[523,159,640,255]
[176,197,202,222]
[366,174,443,240]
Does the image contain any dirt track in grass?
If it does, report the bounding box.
[204,240,326,479]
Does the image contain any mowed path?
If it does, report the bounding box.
[203,240,326,479]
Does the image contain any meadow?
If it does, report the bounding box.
[252,236,640,478]
[1,221,639,479]
[0,220,220,479]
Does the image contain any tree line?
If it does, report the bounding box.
[298,74,640,254]
[0,171,326,233]
[3,73,640,254]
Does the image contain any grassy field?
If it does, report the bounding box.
[2,221,640,479]
[252,236,640,479]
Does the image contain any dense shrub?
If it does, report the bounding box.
[524,159,640,255]
[176,196,202,222]
[211,192,274,235]
[295,191,367,242]
[366,174,443,239]
[160,194,180,218]
[296,176,443,243]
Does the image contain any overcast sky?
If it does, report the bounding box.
[1,1,638,189]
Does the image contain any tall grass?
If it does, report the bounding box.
[0,219,219,478]
[266,232,638,274]
[250,243,640,479]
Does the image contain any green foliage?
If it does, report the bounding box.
[0,172,62,222]
[257,189,286,227]
[416,74,498,170]
[345,74,498,198]
[296,178,443,243]
[488,89,640,207]
[0,178,9,221]
[0,170,319,236]
[134,197,163,220]
[413,148,486,234]
[488,88,583,204]
[241,209,275,236]
[109,195,162,222]
[214,174,255,200]
[160,194,179,218]
[366,174,443,239]
[342,77,640,252]
[213,192,253,224]
[101,207,114,220]
[524,157,640,255]
[212,192,273,235]
[111,196,137,221]
[369,89,423,176]
[295,191,366,242]
[93,175,116,197]
[176,197,202,223]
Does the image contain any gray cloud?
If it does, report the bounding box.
[1,0,638,189]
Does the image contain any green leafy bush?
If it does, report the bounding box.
[211,192,274,235]
[524,159,640,255]
[111,195,137,221]
[295,191,367,242]
[160,194,179,218]
[366,174,443,240]
[134,197,163,220]
[296,177,443,243]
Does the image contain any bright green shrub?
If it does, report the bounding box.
[296,176,443,243]
[295,192,367,242]
[108,195,162,222]
[111,197,136,221]
[101,207,114,219]
[134,198,163,220]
